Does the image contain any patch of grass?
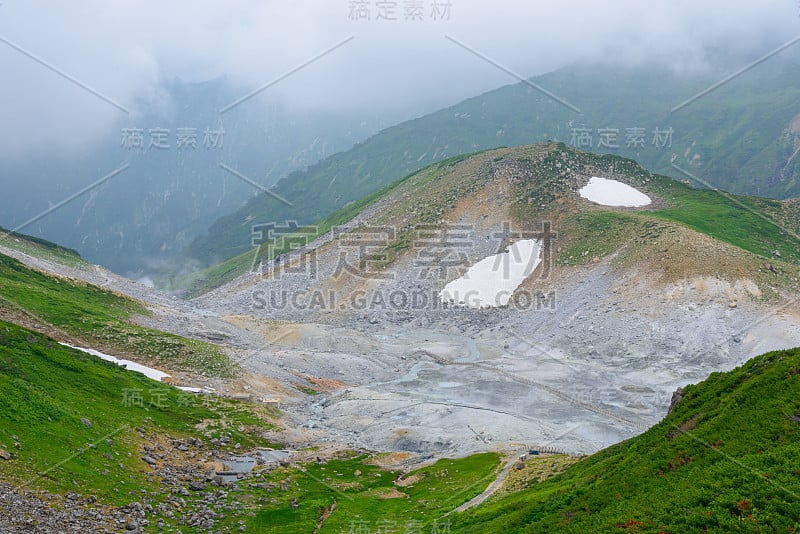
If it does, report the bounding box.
[558,211,645,266]
[0,251,144,322]
[0,226,85,268]
[648,178,800,264]
[173,249,257,299]
[291,383,319,396]
[497,454,582,498]
[248,452,501,533]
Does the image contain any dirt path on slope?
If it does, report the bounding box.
[452,453,520,513]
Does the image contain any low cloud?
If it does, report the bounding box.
[0,0,797,158]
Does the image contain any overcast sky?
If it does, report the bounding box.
[1,0,798,158]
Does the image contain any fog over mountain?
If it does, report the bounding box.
[2,0,797,158]
[1,0,799,276]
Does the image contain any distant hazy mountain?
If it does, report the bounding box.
[189,60,800,268]
[0,77,393,277]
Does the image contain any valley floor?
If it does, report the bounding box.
[5,240,799,463]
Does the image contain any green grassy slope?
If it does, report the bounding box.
[650,182,800,263]
[247,452,500,533]
[453,347,800,533]
[521,149,800,267]
[0,253,237,377]
[0,225,85,267]
[0,321,262,501]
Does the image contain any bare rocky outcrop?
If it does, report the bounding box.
[0,484,123,533]
[667,387,684,415]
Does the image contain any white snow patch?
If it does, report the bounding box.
[579,176,651,207]
[177,386,205,393]
[439,239,542,308]
[59,342,171,382]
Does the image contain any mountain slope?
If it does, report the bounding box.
[188,143,800,297]
[0,251,237,378]
[454,346,800,532]
[0,226,85,268]
[0,77,387,276]
[0,318,281,532]
[190,61,800,267]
